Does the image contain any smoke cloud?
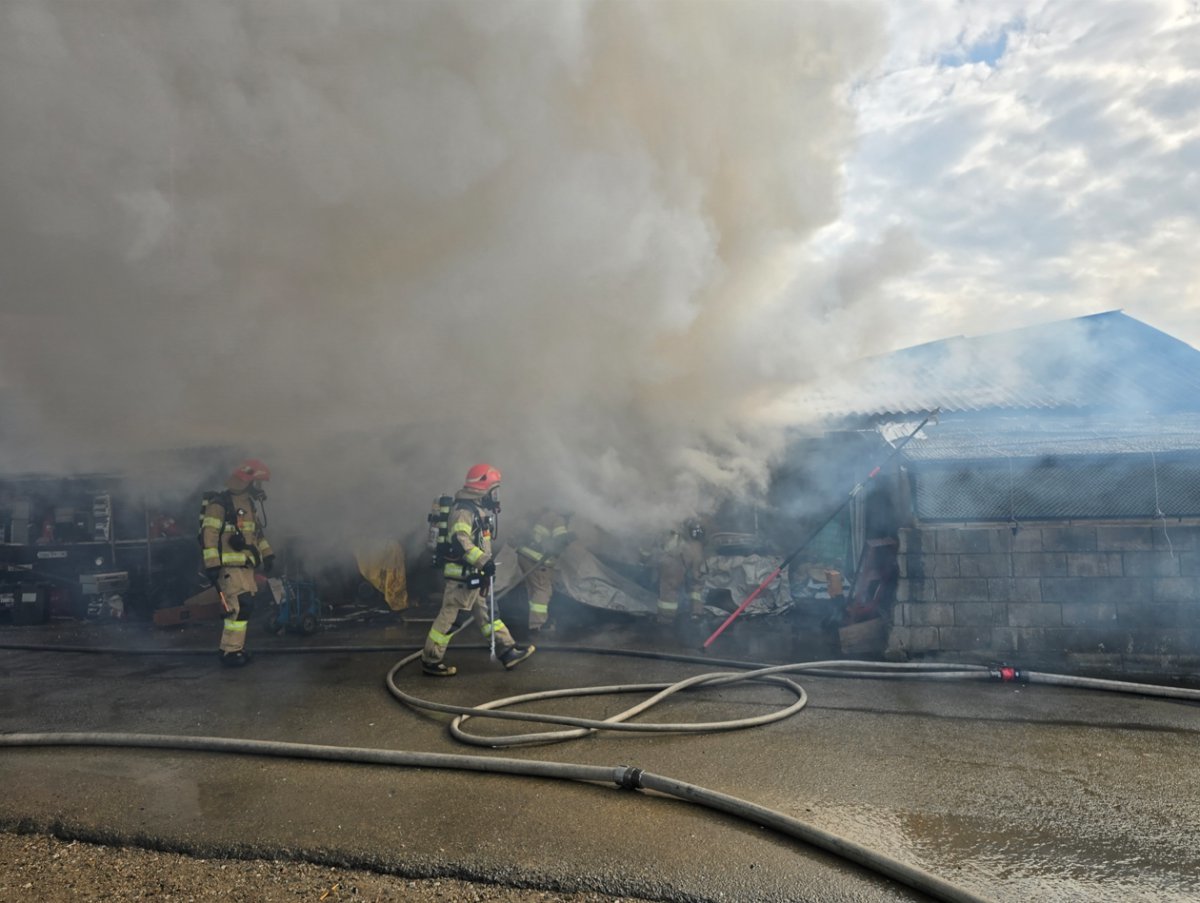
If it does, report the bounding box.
[0,0,893,558]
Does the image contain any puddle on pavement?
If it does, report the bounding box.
[809,802,1200,902]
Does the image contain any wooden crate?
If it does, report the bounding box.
[153,587,223,628]
[838,617,886,655]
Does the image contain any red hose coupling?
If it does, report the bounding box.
[990,665,1022,682]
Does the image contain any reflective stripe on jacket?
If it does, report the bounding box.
[442,491,491,581]
[517,509,569,565]
[201,490,272,570]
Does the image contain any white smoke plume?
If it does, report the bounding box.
[0,0,895,558]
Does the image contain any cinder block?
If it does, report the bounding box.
[896,578,933,603]
[1151,578,1200,604]
[1181,553,1200,577]
[994,627,1055,654]
[1117,603,1184,629]
[908,602,955,626]
[1153,525,1200,551]
[936,530,992,554]
[1123,630,1200,655]
[1062,601,1119,626]
[992,627,1019,654]
[1011,527,1044,552]
[1007,602,1063,628]
[1122,552,1181,578]
[954,603,1005,626]
[1059,628,1131,653]
[1013,552,1068,578]
[959,554,1012,578]
[1066,553,1123,578]
[922,554,961,577]
[1041,527,1097,552]
[938,626,993,651]
[987,578,1043,603]
[897,529,923,555]
[1065,650,1124,669]
[887,625,940,653]
[934,577,989,603]
[1096,526,1153,551]
[1041,577,1152,605]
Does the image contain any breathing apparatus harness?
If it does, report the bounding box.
[197,487,267,568]
[428,492,499,587]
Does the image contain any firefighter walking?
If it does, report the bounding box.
[422,464,534,677]
[657,519,708,623]
[516,507,573,636]
[200,459,275,667]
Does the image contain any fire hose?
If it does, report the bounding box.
[4,639,1200,903]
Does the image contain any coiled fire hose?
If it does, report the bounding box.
[4,637,1199,903]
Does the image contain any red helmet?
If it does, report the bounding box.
[231,458,271,483]
[463,463,501,493]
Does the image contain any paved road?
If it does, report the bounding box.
[1,613,1198,903]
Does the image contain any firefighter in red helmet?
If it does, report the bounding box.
[421,464,534,676]
[200,458,275,667]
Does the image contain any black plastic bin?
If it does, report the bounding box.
[13,584,49,625]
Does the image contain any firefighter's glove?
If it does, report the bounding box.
[206,567,222,588]
[480,559,496,579]
[263,554,276,575]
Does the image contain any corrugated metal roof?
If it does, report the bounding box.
[790,311,1200,419]
[896,412,1200,462]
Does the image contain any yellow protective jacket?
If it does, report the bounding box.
[201,488,273,571]
[441,489,493,582]
[662,529,706,581]
[517,509,571,566]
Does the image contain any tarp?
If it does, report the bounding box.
[354,541,409,611]
[702,553,790,617]
[481,540,834,621]
[554,542,658,615]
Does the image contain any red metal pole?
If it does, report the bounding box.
[702,411,937,650]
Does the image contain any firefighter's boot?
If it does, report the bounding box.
[498,644,535,670]
[422,660,457,677]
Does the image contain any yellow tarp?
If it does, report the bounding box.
[355,541,409,611]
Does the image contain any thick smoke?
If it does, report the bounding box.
[0,0,891,558]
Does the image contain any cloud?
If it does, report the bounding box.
[834,0,1200,350]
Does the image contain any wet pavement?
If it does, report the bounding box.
[1,605,1199,903]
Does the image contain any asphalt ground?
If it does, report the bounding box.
[1,604,1199,903]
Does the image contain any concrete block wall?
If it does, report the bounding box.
[888,522,1200,673]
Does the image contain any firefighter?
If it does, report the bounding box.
[422,464,534,677]
[656,518,708,623]
[201,458,275,667]
[516,507,574,635]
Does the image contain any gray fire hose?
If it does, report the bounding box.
[4,640,1199,903]
[0,729,995,903]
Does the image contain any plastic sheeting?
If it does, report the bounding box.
[702,553,790,617]
[496,540,841,621]
[554,542,658,615]
[354,541,409,611]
